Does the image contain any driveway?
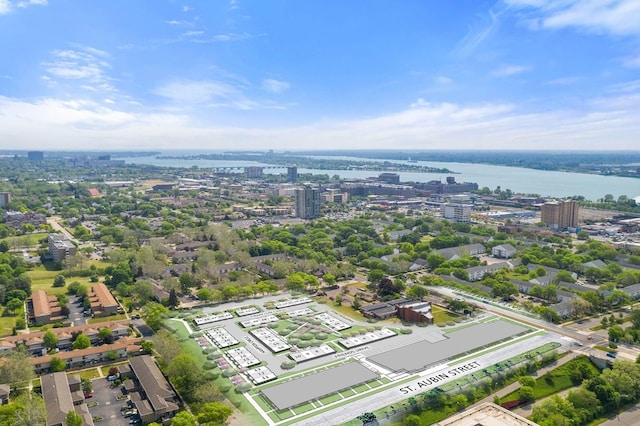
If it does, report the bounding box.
[88,377,130,426]
[68,295,87,326]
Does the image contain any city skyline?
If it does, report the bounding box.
[0,0,639,151]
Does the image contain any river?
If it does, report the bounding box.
[119,154,639,202]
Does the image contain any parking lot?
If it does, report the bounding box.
[89,377,135,426]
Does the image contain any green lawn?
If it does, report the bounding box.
[500,355,600,403]
[1,233,47,249]
[432,305,461,325]
[74,368,102,381]
[0,315,18,336]
[88,313,128,324]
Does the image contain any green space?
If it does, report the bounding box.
[87,313,128,323]
[431,305,461,325]
[500,355,600,404]
[0,312,19,336]
[73,368,102,381]
[320,394,342,404]
[1,233,46,249]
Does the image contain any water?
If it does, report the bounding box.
[119,154,640,201]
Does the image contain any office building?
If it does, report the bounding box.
[295,187,321,219]
[287,166,298,183]
[541,200,579,229]
[27,151,44,161]
[0,192,10,209]
[48,234,77,261]
[441,203,472,223]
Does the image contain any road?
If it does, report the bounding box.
[295,333,567,426]
[47,216,78,243]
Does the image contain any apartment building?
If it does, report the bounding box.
[541,200,579,229]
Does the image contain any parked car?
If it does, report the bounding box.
[606,352,617,358]
[107,375,119,381]
[84,393,93,399]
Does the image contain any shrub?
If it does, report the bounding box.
[281,360,297,370]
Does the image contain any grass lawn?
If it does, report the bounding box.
[101,362,128,376]
[325,303,368,322]
[88,313,128,324]
[500,355,600,403]
[432,305,461,325]
[1,233,47,249]
[74,368,102,381]
[0,315,17,336]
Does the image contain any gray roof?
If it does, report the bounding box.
[42,372,76,426]
[261,362,378,410]
[129,356,177,413]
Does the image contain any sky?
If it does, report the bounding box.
[0,0,639,152]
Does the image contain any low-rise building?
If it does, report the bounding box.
[27,290,64,326]
[121,355,180,424]
[492,243,517,259]
[87,283,119,317]
[42,372,94,426]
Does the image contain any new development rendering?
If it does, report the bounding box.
[1,1,640,426]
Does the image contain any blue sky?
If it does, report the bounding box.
[0,0,639,151]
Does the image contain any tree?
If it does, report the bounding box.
[196,288,212,301]
[72,333,91,350]
[168,288,179,309]
[50,356,66,372]
[0,348,34,385]
[98,328,114,344]
[43,331,58,352]
[170,411,197,426]
[367,269,385,283]
[167,353,203,401]
[196,402,233,425]
[13,394,46,426]
[66,410,82,426]
[519,385,535,403]
[142,302,169,331]
[406,285,428,300]
[141,340,154,354]
[4,298,23,316]
[53,274,66,288]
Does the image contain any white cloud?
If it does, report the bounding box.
[0,0,12,14]
[506,0,640,36]
[546,76,582,85]
[153,81,241,104]
[42,47,115,93]
[434,76,453,85]
[0,0,46,13]
[622,53,640,68]
[492,64,530,77]
[230,0,239,10]
[183,30,204,37]
[17,0,46,7]
[262,79,290,94]
[182,5,192,12]
[2,89,639,151]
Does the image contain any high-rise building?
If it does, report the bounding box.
[27,151,44,161]
[287,166,298,183]
[541,200,579,229]
[295,187,321,219]
[441,203,471,223]
[0,192,11,209]
[244,167,263,179]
